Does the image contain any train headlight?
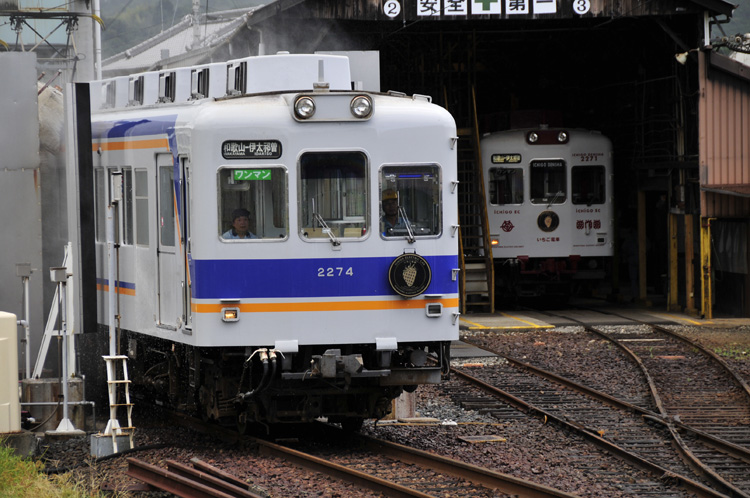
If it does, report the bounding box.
[528,132,539,143]
[222,307,240,322]
[294,96,316,119]
[350,95,372,118]
[558,131,568,142]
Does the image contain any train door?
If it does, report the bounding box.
[156,154,181,328]
[181,157,192,330]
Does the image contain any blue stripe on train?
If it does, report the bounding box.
[92,115,178,139]
[95,277,136,289]
[191,255,458,299]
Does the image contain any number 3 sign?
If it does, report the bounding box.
[573,0,591,15]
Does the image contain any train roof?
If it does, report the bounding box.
[90,53,353,112]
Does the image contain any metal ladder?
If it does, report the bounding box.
[457,87,494,314]
[103,355,134,453]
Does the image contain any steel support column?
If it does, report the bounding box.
[700,217,714,319]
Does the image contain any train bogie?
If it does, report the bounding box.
[90,53,459,427]
[481,127,614,299]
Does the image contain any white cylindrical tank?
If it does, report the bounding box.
[0,312,21,433]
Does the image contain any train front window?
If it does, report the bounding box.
[380,165,441,238]
[572,165,606,205]
[530,160,566,204]
[299,152,368,240]
[489,167,523,205]
[218,167,288,240]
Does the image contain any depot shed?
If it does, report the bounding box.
[108,0,747,317]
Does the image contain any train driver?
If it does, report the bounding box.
[223,208,259,239]
[381,189,406,235]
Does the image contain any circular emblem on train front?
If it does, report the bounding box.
[537,211,559,232]
[388,253,432,298]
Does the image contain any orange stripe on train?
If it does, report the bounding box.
[96,284,136,296]
[93,138,170,151]
[192,298,459,313]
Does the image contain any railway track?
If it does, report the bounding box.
[114,309,750,498]
[592,318,750,437]
[269,427,581,498]
[126,457,268,498]
[449,359,727,497]
[151,409,579,498]
[460,308,750,497]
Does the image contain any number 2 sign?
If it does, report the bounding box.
[384,0,401,17]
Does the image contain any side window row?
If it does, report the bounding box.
[489,162,606,207]
[95,166,150,246]
[219,153,443,241]
[93,156,444,246]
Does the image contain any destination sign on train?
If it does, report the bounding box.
[491,154,522,164]
[222,140,281,159]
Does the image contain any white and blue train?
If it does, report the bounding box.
[481,127,614,299]
[89,53,459,430]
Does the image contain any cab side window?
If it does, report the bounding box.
[218,167,288,240]
[489,167,523,205]
[571,165,606,205]
[380,165,441,238]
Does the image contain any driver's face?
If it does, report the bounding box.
[233,216,250,234]
[383,198,398,215]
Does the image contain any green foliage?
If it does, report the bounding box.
[713,345,749,360]
[0,443,44,497]
[0,442,96,498]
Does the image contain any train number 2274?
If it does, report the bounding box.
[317,267,354,277]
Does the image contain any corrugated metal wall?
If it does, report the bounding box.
[699,51,750,217]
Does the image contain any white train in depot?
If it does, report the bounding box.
[481,127,614,299]
[89,53,459,430]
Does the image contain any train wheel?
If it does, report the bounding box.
[198,385,217,422]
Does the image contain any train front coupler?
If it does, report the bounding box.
[236,348,281,402]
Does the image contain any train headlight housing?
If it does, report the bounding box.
[222,307,240,322]
[350,95,373,118]
[294,96,316,119]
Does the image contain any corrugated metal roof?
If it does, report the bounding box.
[689,0,737,17]
[102,8,258,77]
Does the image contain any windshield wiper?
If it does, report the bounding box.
[399,207,416,244]
[547,190,564,208]
[313,213,340,247]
